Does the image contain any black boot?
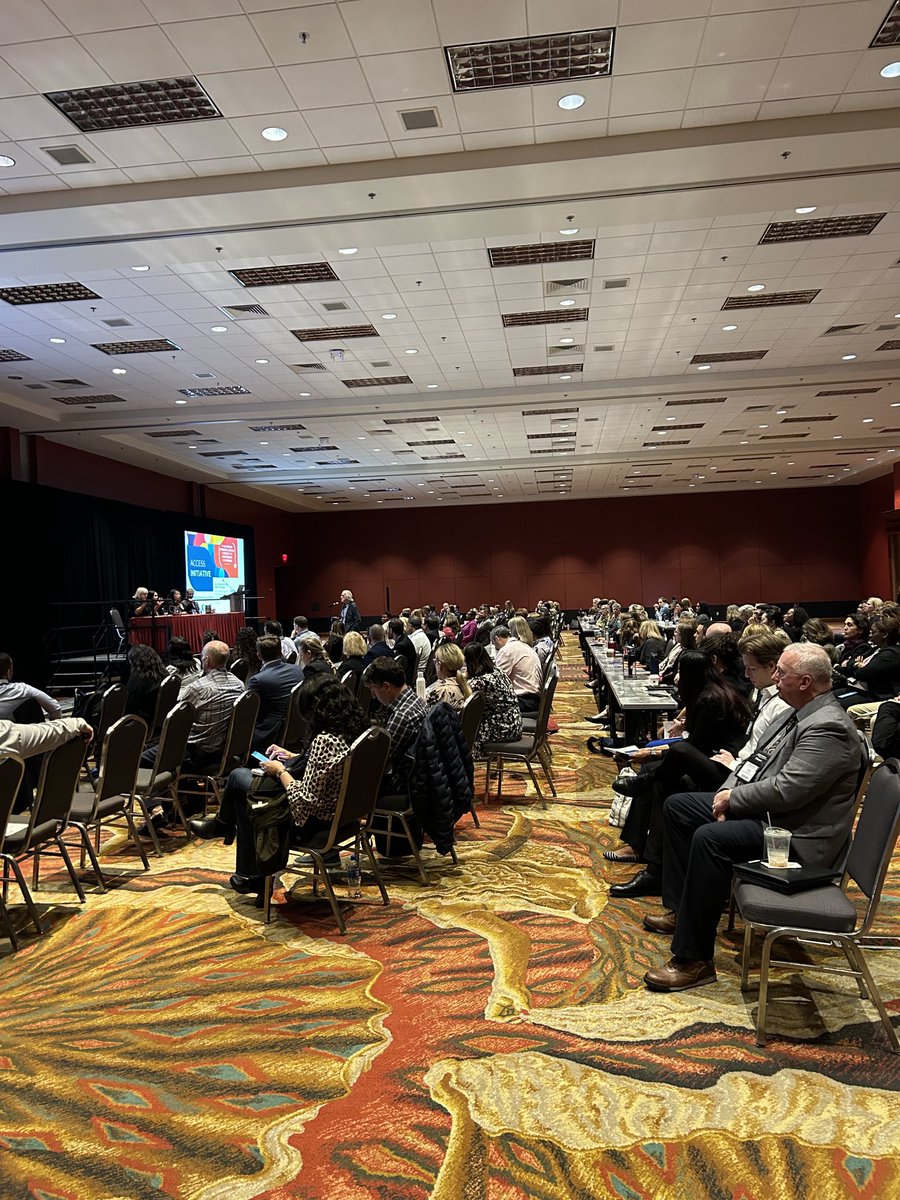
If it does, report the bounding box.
[189,815,236,846]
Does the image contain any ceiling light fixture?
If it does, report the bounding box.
[112,368,127,375]
[404,348,418,354]
[188,444,196,449]
[210,325,227,332]
[259,440,268,445]
[775,408,787,415]
[747,284,765,292]
[299,391,311,397]
[0,155,16,167]
[880,62,900,78]
[381,312,397,320]
[759,424,769,429]
[338,247,358,255]
[559,299,577,307]
[722,324,737,331]
[558,93,585,110]
[261,126,288,141]
[131,264,150,272]
[697,364,711,370]
[559,373,572,380]
[255,358,269,364]
[175,398,188,405]
[559,337,575,345]
[559,227,580,235]
[863,417,874,423]
[842,354,857,361]
[49,337,66,344]
[795,206,817,214]
[427,383,438,388]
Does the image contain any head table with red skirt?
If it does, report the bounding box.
[128,612,249,654]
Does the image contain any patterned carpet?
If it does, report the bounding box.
[2,640,900,1199]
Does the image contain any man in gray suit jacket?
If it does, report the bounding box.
[642,643,864,993]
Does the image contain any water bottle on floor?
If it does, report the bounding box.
[347,855,362,898]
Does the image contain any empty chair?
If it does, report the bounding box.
[481,668,558,808]
[148,673,181,742]
[68,715,150,888]
[87,683,127,772]
[2,734,91,927]
[178,691,260,817]
[132,701,195,855]
[457,690,485,828]
[109,607,128,652]
[0,755,31,948]
[280,682,307,754]
[736,758,900,1054]
[262,727,391,933]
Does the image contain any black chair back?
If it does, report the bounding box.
[19,735,88,845]
[150,674,181,739]
[459,690,486,753]
[0,755,25,853]
[280,682,307,752]
[847,759,900,906]
[95,716,147,809]
[531,666,558,742]
[330,728,391,832]
[93,683,127,754]
[230,658,250,683]
[153,701,196,781]
[213,691,260,776]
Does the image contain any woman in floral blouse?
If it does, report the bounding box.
[425,642,471,711]
[463,642,522,756]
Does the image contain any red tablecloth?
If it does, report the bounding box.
[129,612,248,653]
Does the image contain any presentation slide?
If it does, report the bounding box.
[184,531,245,610]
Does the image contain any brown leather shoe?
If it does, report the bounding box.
[643,911,677,935]
[643,957,717,992]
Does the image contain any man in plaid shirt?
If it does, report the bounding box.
[366,657,426,793]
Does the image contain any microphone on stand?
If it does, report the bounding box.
[329,600,341,607]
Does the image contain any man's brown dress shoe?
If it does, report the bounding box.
[643,911,677,935]
[643,957,717,992]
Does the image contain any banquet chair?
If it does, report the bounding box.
[69,715,149,888]
[279,682,307,753]
[179,691,260,817]
[86,683,127,774]
[0,755,31,948]
[132,701,195,855]
[262,727,391,933]
[2,734,90,927]
[148,673,181,742]
[481,668,558,809]
[736,758,900,1054]
[458,690,485,828]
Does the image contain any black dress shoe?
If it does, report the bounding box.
[189,815,236,845]
[585,714,608,725]
[609,869,663,898]
[229,873,264,895]
[611,774,652,799]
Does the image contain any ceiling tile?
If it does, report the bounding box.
[146,0,240,15]
[463,126,535,149]
[0,61,30,100]
[200,68,294,118]
[377,97,460,139]
[783,1,887,55]
[614,19,706,74]
[532,77,611,124]
[163,16,271,73]
[619,0,711,22]
[1,39,109,92]
[303,103,388,146]
[610,70,693,118]
[2,0,67,43]
[253,147,328,169]
[281,59,373,109]
[61,167,132,187]
[0,95,76,139]
[360,49,452,103]
[765,51,862,100]
[453,88,533,132]
[697,10,799,64]
[88,126,183,167]
[681,102,760,126]
[340,0,440,55]
[160,120,248,159]
[432,0,527,44]
[687,60,778,107]
[525,0,617,33]
[535,117,608,141]
[229,111,317,153]
[249,6,356,66]
[607,112,682,136]
[322,141,395,163]
[78,26,190,78]
[834,89,900,112]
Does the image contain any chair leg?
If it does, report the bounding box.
[739,921,754,990]
[72,822,107,892]
[726,880,737,933]
[396,814,430,884]
[316,855,347,935]
[482,756,493,806]
[55,835,87,903]
[523,759,547,809]
[360,831,390,907]
[123,809,151,870]
[756,930,781,1047]
[0,890,19,950]
[133,795,164,856]
[4,855,43,935]
[844,941,900,1053]
[535,746,557,798]
[262,875,274,924]
[496,756,504,801]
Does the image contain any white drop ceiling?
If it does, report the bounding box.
[0,0,899,512]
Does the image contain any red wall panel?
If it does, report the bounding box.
[857,473,894,599]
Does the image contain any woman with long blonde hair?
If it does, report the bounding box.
[426,642,471,711]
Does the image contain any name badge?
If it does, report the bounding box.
[736,756,762,782]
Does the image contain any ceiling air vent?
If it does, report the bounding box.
[25,384,48,390]
[502,307,588,327]
[871,1,900,45]
[147,429,202,438]
[399,107,440,130]
[178,385,251,397]
[877,340,900,351]
[548,343,584,356]
[229,263,338,287]
[644,440,690,447]
[665,396,727,407]
[407,439,456,446]
[782,414,837,423]
[446,27,614,92]
[545,277,590,295]
[54,394,125,405]
[521,406,579,416]
[292,324,378,341]
[220,304,269,318]
[489,240,595,267]
[249,423,307,432]
[759,214,885,243]
[513,363,583,377]
[876,323,899,331]
[44,76,222,132]
[603,277,630,289]
[370,360,392,368]
[92,338,181,354]
[41,144,93,165]
[722,291,818,310]
[322,301,350,312]
[0,282,101,305]
[198,450,247,458]
[760,432,809,439]
[593,344,615,352]
[823,324,865,335]
[0,349,32,362]
[290,363,327,373]
[816,388,880,396]
[50,378,89,387]
[383,415,439,425]
[343,376,413,388]
[651,423,702,432]
[691,351,768,364]
[102,317,132,328]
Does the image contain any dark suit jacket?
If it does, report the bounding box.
[247,659,304,753]
[340,600,362,632]
[364,641,393,666]
[392,634,418,687]
[727,692,864,867]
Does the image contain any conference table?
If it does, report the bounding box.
[129,612,247,653]
[589,642,679,746]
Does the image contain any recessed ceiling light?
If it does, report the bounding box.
[697,364,711,371]
[210,325,227,333]
[559,374,572,380]
[842,353,857,361]
[770,471,777,476]
[722,324,737,331]
[299,391,311,397]
[112,367,127,375]
[188,444,196,449]
[559,299,577,307]
[666,416,677,422]
[656,429,668,435]
[357,436,366,440]
[747,284,765,292]
[255,358,269,364]
[131,264,150,272]
[867,456,875,461]
[558,93,585,110]
[880,62,900,79]
[863,417,875,423]
[891,402,900,408]
[464,442,473,447]
[740,439,749,444]
[559,337,575,345]
[833,434,842,439]
[775,408,787,415]
[759,424,768,428]
[787,461,794,466]
[828,474,836,478]
[49,337,66,344]
[338,247,358,255]
[175,398,188,405]
[795,206,817,214]
[373,447,382,451]
[404,348,418,354]
[426,383,438,389]
[381,312,397,320]
[0,155,16,167]
[261,126,288,141]
[559,227,580,235]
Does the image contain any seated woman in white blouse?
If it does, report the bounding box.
[426,642,471,711]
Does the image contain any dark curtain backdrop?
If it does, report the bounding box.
[1,480,255,686]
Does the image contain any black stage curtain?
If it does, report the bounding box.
[0,480,255,687]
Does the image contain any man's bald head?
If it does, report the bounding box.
[202,640,229,669]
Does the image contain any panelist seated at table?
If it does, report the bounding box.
[162,588,187,614]
[130,586,162,618]
[181,588,202,615]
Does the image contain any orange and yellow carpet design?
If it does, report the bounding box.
[2,640,900,1199]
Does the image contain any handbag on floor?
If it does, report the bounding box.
[608,765,636,827]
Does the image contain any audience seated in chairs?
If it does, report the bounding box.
[659,620,697,684]
[529,615,555,669]
[299,636,334,681]
[636,619,666,670]
[189,676,365,899]
[463,642,522,756]
[832,615,900,711]
[124,644,166,727]
[366,657,427,797]
[338,632,368,691]
[166,636,200,688]
[836,612,871,670]
[802,617,838,661]
[426,643,470,712]
[363,623,393,666]
[388,618,418,687]
[264,620,296,660]
[246,634,304,753]
[324,620,345,664]
[228,626,260,683]
[292,615,319,652]
[492,625,542,714]
[0,652,62,721]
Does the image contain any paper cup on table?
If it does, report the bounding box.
[764,826,791,869]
